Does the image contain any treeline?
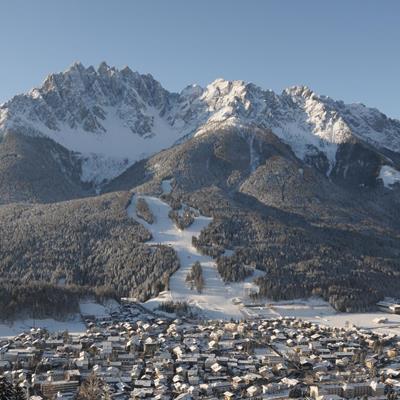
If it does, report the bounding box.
[186,261,204,293]
[168,206,195,230]
[160,193,182,210]
[217,254,253,282]
[136,197,155,224]
[192,236,225,258]
[252,254,386,312]
[0,192,179,319]
[157,301,192,316]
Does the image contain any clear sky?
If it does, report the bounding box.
[1,0,399,118]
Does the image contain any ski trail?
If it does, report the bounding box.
[127,191,262,320]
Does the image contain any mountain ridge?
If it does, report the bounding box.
[1,62,399,187]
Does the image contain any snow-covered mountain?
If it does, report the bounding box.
[1,63,400,318]
[1,62,399,184]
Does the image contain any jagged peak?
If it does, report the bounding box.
[206,78,247,91]
[120,65,134,75]
[1,61,400,174]
[202,79,250,106]
[68,61,86,72]
[97,61,111,74]
[283,85,317,100]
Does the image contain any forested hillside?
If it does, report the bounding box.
[0,192,179,319]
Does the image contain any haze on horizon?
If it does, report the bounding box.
[0,0,399,119]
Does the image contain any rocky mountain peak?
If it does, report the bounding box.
[284,85,315,99]
[0,62,399,185]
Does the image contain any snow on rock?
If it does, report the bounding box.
[0,63,184,185]
[1,62,400,184]
[379,165,400,188]
[127,186,262,320]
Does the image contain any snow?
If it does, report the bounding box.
[340,102,400,153]
[128,179,400,326]
[192,81,353,172]
[79,299,119,317]
[80,154,131,185]
[266,298,335,320]
[0,299,119,339]
[314,312,400,336]
[2,64,400,185]
[127,182,263,320]
[248,134,260,172]
[0,317,85,339]
[379,165,400,188]
[244,297,400,336]
[22,106,183,184]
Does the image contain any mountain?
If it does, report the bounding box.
[104,122,400,312]
[1,62,400,192]
[0,62,400,317]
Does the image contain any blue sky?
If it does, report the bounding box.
[1,0,399,118]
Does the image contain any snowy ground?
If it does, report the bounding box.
[0,300,119,339]
[315,312,400,335]
[128,190,263,320]
[0,317,86,339]
[250,298,400,336]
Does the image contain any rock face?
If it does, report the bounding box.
[1,62,399,190]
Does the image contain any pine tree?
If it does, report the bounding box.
[12,383,26,400]
[0,377,14,400]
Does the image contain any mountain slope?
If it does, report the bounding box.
[0,130,92,204]
[0,191,179,319]
[103,123,400,311]
[1,62,399,192]
[0,62,400,315]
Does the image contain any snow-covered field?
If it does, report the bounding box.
[0,300,119,339]
[128,189,263,320]
[0,317,86,338]
[253,298,400,336]
[80,299,120,317]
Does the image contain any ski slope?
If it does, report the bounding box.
[127,188,263,320]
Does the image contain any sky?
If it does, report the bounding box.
[0,0,399,118]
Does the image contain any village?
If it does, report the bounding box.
[1,300,400,400]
